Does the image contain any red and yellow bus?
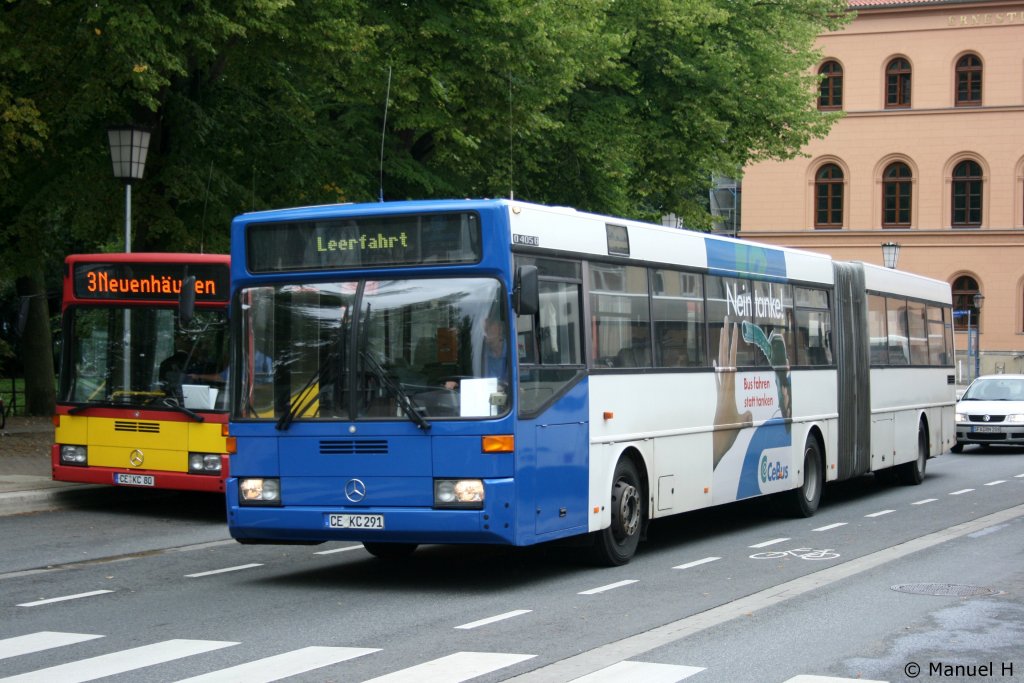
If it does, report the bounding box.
[53,253,232,492]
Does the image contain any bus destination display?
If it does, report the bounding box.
[246,212,481,272]
[72,262,230,302]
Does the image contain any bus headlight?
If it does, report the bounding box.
[60,445,88,466]
[239,478,281,505]
[434,479,484,509]
[189,453,222,475]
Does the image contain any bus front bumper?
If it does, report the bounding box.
[52,448,228,493]
[227,478,517,546]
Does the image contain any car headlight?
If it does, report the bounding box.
[189,453,223,474]
[239,477,281,505]
[1006,414,1024,423]
[434,479,484,509]
[955,413,967,423]
[59,444,88,465]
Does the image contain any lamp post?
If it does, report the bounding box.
[972,292,985,380]
[107,126,151,252]
[881,241,900,269]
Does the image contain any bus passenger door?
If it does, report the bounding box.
[516,269,589,538]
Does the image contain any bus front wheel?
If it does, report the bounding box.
[590,457,643,566]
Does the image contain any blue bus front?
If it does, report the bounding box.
[226,201,588,553]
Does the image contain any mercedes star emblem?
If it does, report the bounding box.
[129,449,145,467]
[344,478,367,503]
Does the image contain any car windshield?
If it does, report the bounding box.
[236,278,510,423]
[61,306,229,412]
[961,378,1024,401]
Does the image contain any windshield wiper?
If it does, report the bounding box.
[361,351,430,431]
[149,396,205,422]
[275,351,337,431]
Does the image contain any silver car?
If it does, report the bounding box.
[953,374,1024,452]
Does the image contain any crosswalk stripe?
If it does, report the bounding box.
[173,646,380,683]
[360,651,535,683]
[567,661,705,682]
[783,676,888,683]
[0,633,103,660]
[0,639,237,683]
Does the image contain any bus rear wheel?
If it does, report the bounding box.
[781,436,823,517]
[897,425,928,485]
[362,542,418,560]
[590,457,643,566]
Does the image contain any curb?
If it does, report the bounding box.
[0,485,107,517]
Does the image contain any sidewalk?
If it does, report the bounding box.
[0,416,103,516]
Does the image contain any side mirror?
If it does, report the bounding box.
[513,265,538,316]
[179,275,196,326]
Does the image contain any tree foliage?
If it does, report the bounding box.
[0,0,848,412]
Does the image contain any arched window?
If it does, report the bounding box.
[885,58,911,108]
[955,54,982,106]
[952,276,980,331]
[951,160,982,227]
[815,164,844,228]
[882,162,912,227]
[818,61,843,110]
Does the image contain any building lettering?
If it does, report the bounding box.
[948,12,1023,26]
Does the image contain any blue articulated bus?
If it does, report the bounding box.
[226,199,954,565]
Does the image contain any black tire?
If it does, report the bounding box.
[590,458,643,566]
[782,436,823,517]
[362,542,418,560]
[950,442,964,454]
[897,426,928,485]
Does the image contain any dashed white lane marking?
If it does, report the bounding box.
[455,610,532,630]
[16,590,113,607]
[912,499,937,505]
[360,651,535,683]
[1015,473,1024,478]
[672,557,720,570]
[505,505,1024,683]
[0,632,103,659]
[567,660,705,682]
[578,580,639,595]
[173,645,380,683]
[984,480,1006,486]
[864,510,895,518]
[950,488,975,495]
[749,538,790,548]
[185,564,263,578]
[314,546,364,555]
[0,639,237,683]
[813,522,847,531]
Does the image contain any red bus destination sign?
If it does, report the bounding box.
[72,262,230,303]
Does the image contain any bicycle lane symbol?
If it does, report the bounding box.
[749,547,840,560]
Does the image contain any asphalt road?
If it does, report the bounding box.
[1,446,1022,683]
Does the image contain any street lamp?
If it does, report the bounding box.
[107,125,151,253]
[881,241,900,269]
[972,292,985,380]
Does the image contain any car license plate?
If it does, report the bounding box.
[114,473,155,487]
[327,513,384,530]
[972,425,1001,433]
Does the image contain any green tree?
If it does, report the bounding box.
[1,0,847,414]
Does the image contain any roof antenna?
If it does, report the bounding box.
[199,161,213,254]
[379,65,392,203]
[508,70,514,201]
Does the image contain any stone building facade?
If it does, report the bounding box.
[739,0,1024,381]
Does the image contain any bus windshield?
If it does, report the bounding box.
[61,306,229,412]
[237,277,510,423]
